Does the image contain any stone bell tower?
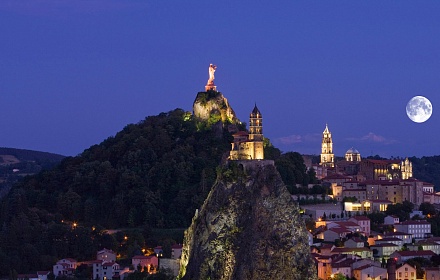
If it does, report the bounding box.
[320,124,334,168]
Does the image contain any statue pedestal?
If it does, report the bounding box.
[205,85,217,91]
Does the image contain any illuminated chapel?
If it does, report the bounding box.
[229,105,264,160]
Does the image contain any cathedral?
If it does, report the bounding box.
[229,104,264,160]
[319,124,413,180]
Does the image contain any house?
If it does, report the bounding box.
[349,216,371,236]
[384,215,399,225]
[377,232,412,244]
[330,247,373,259]
[171,244,183,259]
[331,259,355,278]
[93,261,122,280]
[132,255,158,272]
[36,271,50,280]
[352,264,387,280]
[394,220,431,240]
[154,246,163,257]
[407,241,440,255]
[390,250,436,264]
[329,221,362,233]
[363,199,392,213]
[424,267,440,280]
[345,237,365,248]
[370,243,399,259]
[396,263,416,280]
[323,228,351,242]
[374,237,404,249]
[53,258,77,277]
[97,248,117,262]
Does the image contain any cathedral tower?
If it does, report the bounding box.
[320,124,334,168]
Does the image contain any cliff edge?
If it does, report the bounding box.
[179,161,317,280]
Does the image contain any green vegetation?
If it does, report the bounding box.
[0,108,315,275]
[0,148,65,197]
[410,156,440,191]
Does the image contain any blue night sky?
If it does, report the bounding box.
[1,1,439,158]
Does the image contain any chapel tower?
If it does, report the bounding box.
[249,104,263,141]
[229,104,264,160]
[320,124,334,168]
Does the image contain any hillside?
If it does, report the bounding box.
[0,148,65,197]
[0,104,317,274]
[0,109,234,273]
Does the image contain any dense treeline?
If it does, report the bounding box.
[0,108,315,274]
[410,156,440,191]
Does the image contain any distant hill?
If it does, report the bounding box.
[0,147,65,162]
[0,147,65,197]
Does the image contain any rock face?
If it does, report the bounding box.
[179,161,317,280]
[193,90,240,125]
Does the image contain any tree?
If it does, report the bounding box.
[419,202,437,216]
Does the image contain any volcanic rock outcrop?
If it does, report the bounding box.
[178,161,317,280]
[193,90,239,125]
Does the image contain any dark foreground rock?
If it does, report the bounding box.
[179,161,317,280]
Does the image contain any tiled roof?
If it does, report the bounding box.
[327,227,351,234]
[332,247,372,253]
[172,244,183,249]
[233,131,248,136]
[399,220,430,225]
[376,237,403,242]
[350,216,370,221]
[335,221,360,227]
[394,250,436,257]
[332,259,356,268]
[371,243,398,248]
[382,231,412,237]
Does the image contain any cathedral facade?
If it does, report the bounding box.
[229,105,264,160]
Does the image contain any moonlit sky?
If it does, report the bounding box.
[1,1,440,157]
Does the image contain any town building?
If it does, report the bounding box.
[353,264,387,280]
[370,243,399,259]
[171,244,183,259]
[53,259,77,277]
[394,220,431,240]
[349,216,371,236]
[377,232,412,244]
[97,248,116,262]
[390,250,436,264]
[395,263,416,280]
[384,215,400,225]
[424,267,440,280]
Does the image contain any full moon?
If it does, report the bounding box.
[406,96,433,123]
